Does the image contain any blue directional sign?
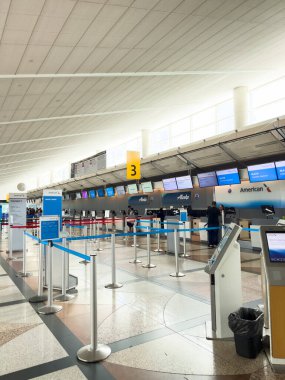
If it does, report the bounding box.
[40,216,60,241]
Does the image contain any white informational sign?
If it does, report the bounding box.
[215,180,285,208]
[9,193,27,252]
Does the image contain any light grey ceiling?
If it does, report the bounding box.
[2,0,285,188]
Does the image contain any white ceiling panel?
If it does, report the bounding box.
[39,46,74,73]
[77,4,128,47]
[0,44,27,74]
[10,0,45,15]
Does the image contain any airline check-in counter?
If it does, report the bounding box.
[205,223,242,339]
[260,224,285,370]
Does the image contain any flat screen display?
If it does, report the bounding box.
[216,168,240,186]
[97,188,105,197]
[275,160,285,180]
[116,186,125,195]
[89,190,96,198]
[217,226,233,253]
[266,232,285,262]
[197,172,218,188]
[106,187,114,197]
[128,184,138,194]
[75,192,81,199]
[81,190,88,199]
[176,175,193,189]
[162,178,178,191]
[248,162,277,183]
[141,181,153,193]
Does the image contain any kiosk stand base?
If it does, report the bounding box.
[205,321,233,341]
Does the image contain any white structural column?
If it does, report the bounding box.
[233,86,249,131]
[141,129,151,158]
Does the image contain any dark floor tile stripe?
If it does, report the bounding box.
[0,357,73,380]
[0,254,115,380]
[0,298,27,307]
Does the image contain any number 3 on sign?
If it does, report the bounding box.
[131,165,136,176]
[126,151,141,180]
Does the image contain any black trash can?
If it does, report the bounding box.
[228,307,264,359]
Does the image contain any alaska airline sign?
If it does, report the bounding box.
[128,195,149,205]
[162,192,191,206]
[215,181,285,208]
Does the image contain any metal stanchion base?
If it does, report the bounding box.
[6,257,15,261]
[179,253,190,258]
[16,271,32,277]
[79,260,90,264]
[105,282,123,289]
[77,344,111,363]
[29,295,48,303]
[131,244,139,247]
[129,259,142,263]
[55,294,75,301]
[170,272,185,277]
[37,305,63,315]
[142,263,156,268]
[154,248,163,252]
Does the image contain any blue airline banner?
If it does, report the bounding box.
[43,190,62,230]
[128,195,149,206]
[162,192,191,206]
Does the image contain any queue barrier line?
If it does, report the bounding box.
[52,242,90,262]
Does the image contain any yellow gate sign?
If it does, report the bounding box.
[126,151,141,180]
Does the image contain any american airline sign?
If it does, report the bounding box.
[215,181,285,208]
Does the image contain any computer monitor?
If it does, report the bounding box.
[116,186,125,195]
[81,190,88,199]
[175,175,193,189]
[162,178,177,191]
[197,172,218,188]
[216,168,240,186]
[261,205,275,215]
[106,187,114,197]
[141,181,153,193]
[266,232,285,263]
[247,162,277,183]
[97,188,105,197]
[89,189,96,198]
[275,160,285,180]
[128,184,138,194]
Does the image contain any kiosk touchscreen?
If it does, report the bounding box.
[260,225,285,367]
[205,223,242,339]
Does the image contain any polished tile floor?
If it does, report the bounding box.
[0,227,284,379]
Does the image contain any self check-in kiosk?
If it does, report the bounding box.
[205,223,242,339]
[260,224,285,369]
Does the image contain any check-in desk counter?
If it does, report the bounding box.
[165,217,180,254]
[251,218,277,249]
[137,217,153,232]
